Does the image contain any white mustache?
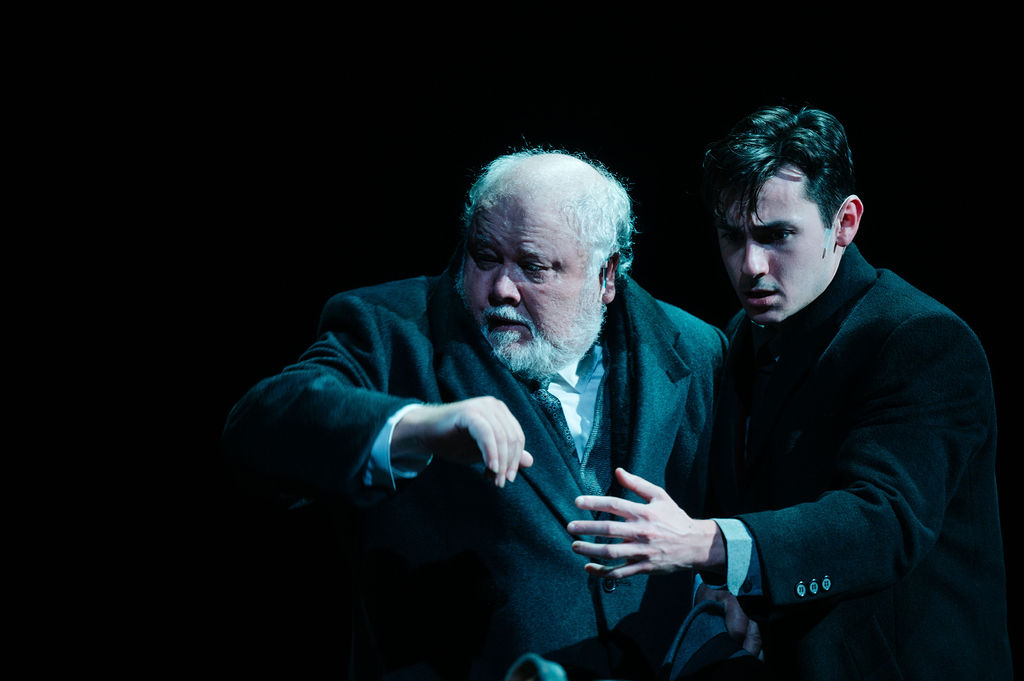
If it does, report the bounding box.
[483,306,536,333]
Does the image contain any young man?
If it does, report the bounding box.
[570,106,1012,680]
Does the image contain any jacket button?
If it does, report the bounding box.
[821,575,832,591]
[809,579,819,595]
[602,577,617,593]
[795,581,806,598]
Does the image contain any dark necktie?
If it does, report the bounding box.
[531,386,576,454]
[578,383,611,497]
[532,380,612,498]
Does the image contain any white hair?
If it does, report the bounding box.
[462,149,636,275]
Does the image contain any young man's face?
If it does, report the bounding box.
[716,166,856,326]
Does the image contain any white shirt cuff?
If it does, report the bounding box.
[363,403,433,489]
[713,517,754,596]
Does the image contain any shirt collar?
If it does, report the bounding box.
[550,344,604,393]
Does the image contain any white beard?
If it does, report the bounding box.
[455,266,607,382]
[479,287,606,382]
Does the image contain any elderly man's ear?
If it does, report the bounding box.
[601,253,620,304]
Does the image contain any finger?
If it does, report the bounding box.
[574,494,640,518]
[566,519,634,539]
[480,398,522,485]
[487,399,512,473]
[506,449,533,483]
[501,407,527,482]
[614,467,668,502]
[724,604,749,644]
[570,539,618,560]
[582,561,652,580]
[463,410,505,486]
[570,540,643,563]
[743,619,763,655]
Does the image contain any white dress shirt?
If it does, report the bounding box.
[362,344,759,597]
[364,344,606,488]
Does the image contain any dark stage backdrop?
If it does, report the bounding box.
[177,55,1015,673]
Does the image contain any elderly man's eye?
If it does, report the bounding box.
[521,262,550,282]
[471,250,500,269]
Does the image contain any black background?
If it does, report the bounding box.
[165,36,1016,673]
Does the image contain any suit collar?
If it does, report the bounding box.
[772,243,876,350]
[727,244,876,365]
[728,244,879,468]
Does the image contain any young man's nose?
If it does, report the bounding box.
[741,241,770,278]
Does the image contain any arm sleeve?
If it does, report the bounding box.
[738,310,995,608]
[221,285,437,505]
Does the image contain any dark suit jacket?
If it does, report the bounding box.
[709,245,1012,680]
[223,257,726,680]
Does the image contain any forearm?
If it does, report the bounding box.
[223,369,416,498]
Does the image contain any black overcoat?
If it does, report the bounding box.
[710,245,1012,680]
[223,257,726,680]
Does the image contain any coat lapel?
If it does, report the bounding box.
[605,278,693,494]
[426,260,589,525]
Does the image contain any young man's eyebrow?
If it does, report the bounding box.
[750,220,793,231]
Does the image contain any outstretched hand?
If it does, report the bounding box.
[391,396,534,487]
[567,467,725,578]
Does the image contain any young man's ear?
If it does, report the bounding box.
[835,195,864,248]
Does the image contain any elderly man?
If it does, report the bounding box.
[568,106,1012,680]
[222,150,726,680]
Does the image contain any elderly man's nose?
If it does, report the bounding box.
[489,268,521,305]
